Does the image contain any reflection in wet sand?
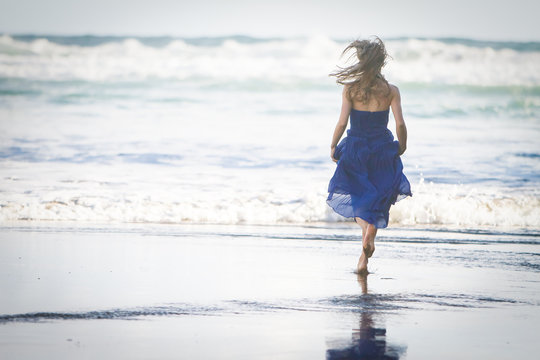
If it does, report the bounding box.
[326,274,406,360]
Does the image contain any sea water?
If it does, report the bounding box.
[0,35,539,231]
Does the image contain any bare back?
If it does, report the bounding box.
[347,80,393,112]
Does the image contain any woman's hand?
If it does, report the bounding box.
[398,143,407,155]
[331,146,338,162]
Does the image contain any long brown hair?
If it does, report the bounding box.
[330,37,391,104]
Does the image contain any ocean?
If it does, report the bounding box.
[0,34,539,232]
[1,34,540,358]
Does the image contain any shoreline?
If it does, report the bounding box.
[1,223,539,359]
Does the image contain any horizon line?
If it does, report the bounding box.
[2,32,540,44]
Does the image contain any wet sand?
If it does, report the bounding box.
[0,223,539,359]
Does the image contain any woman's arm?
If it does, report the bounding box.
[330,86,352,162]
[390,85,407,155]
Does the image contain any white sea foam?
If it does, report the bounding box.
[385,39,540,87]
[1,35,540,86]
[1,35,539,231]
[0,160,538,229]
[390,181,540,229]
[1,185,538,229]
[1,88,538,230]
[0,35,341,83]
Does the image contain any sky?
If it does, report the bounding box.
[1,0,539,41]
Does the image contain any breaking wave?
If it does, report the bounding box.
[1,34,540,86]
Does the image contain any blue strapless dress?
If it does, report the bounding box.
[327,108,412,228]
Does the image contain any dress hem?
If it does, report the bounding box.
[326,191,412,229]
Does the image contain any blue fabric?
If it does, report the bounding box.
[327,108,412,228]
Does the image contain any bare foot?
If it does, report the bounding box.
[356,250,368,274]
[355,267,369,275]
[362,236,375,258]
[363,243,374,259]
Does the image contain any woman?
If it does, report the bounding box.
[327,37,412,274]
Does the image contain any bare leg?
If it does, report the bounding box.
[355,217,376,256]
[356,250,368,274]
[354,217,368,239]
[354,217,378,274]
[354,217,369,274]
[364,224,377,258]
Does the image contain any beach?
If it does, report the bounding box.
[0,223,538,359]
[1,34,540,359]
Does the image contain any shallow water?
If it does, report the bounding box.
[1,35,539,229]
[1,223,539,315]
[0,224,538,359]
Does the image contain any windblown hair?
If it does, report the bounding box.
[330,37,391,104]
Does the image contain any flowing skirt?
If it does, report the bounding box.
[327,134,412,228]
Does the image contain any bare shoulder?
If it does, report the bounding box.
[341,84,353,102]
[388,83,400,98]
[387,83,401,106]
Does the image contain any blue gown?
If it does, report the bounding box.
[327,108,412,228]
